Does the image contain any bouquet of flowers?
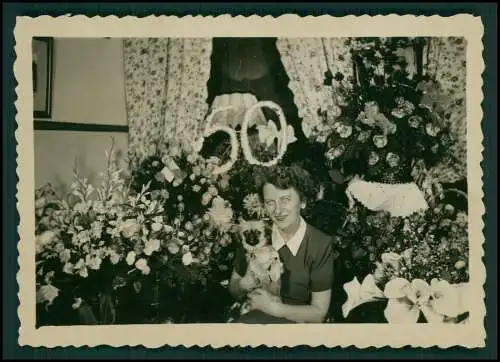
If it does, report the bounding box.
[341,201,470,324]
[128,150,244,322]
[333,206,403,279]
[319,38,454,184]
[35,146,169,325]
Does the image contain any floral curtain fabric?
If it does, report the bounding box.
[123,38,213,168]
[423,37,468,184]
[275,38,355,143]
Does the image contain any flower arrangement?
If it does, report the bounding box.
[35,143,243,325]
[319,37,455,184]
[341,200,470,324]
[35,145,173,325]
[332,206,403,278]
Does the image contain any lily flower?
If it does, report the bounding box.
[342,274,385,318]
[383,278,470,323]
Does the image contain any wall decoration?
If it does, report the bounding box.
[32,37,54,119]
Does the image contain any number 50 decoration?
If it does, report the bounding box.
[198,101,290,175]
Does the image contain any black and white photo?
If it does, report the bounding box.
[16,14,486,349]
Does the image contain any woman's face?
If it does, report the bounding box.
[262,183,302,234]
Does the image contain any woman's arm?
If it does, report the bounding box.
[249,288,331,323]
[271,290,331,323]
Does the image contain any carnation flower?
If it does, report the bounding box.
[59,249,71,263]
[109,249,121,265]
[243,193,266,218]
[135,258,151,275]
[184,221,194,231]
[201,192,213,206]
[444,204,455,215]
[74,258,89,278]
[386,152,401,168]
[192,184,202,193]
[208,185,219,196]
[455,212,468,227]
[35,196,47,209]
[120,218,141,239]
[337,124,353,138]
[160,189,170,199]
[426,123,441,137]
[357,131,371,143]
[373,135,388,148]
[36,284,60,306]
[151,221,163,232]
[37,230,57,247]
[368,151,380,166]
[206,196,234,232]
[391,109,405,119]
[182,251,194,266]
[144,239,161,256]
[63,262,73,275]
[126,251,136,266]
[408,115,422,128]
[85,254,102,271]
[167,242,180,254]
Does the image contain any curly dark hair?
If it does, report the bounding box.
[253,163,317,203]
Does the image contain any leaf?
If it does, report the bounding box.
[133,280,142,294]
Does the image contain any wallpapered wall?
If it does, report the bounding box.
[34,38,129,196]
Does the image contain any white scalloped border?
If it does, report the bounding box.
[14,13,486,349]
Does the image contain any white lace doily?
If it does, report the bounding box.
[346,178,429,217]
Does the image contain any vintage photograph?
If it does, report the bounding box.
[16,15,485,348]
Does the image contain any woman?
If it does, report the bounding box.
[229,165,335,323]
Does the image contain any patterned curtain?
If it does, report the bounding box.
[423,37,467,184]
[123,38,213,168]
[275,38,355,143]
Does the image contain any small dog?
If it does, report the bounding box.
[232,219,284,316]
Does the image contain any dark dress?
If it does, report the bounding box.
[231,223,335,324]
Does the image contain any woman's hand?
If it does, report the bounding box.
[248,288,281,316]
[239,270,261,293]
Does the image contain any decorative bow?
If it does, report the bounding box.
[257,120,297,149]
[342,275,470,324]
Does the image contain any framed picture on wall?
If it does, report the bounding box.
[32,37,54,119]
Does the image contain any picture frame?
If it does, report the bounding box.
[32,37,54,119]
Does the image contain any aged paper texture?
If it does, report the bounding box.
[15,14,486,348]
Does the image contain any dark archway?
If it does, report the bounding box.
[206,37,305,142]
